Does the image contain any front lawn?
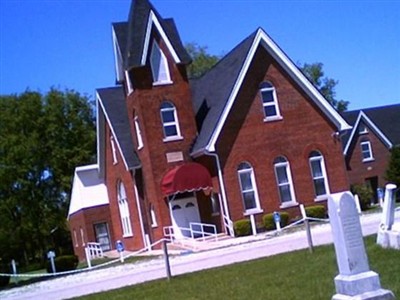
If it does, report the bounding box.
[77,235,399,300]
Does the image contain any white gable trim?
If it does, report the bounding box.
[343,111,393,155]
[141,11,180,66]
[96,92,130,171]
[206,28,351,152]
[112,27,124,83]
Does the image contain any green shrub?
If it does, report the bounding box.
[0,263,10,287]
[305,205,326,219]
[234,219,251,237]
[351,184,373,211]
[263,212,289,231]
[46,255,79,273]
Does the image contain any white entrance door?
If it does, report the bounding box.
[170,196,201,238]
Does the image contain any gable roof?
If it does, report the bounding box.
[68,165,109,218]
[118,0,191,70]
[191,28,351,155]
[342,103,400,155]
[96,86,141,170]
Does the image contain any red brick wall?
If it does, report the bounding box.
[104,124,145,251]
[68,204,113,261]
[124,30,199,243]
[346,129,391,188]
[216,47,349,222]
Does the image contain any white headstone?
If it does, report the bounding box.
[328,191,395,300]
[377,184,400,249]
[380,184,397,230]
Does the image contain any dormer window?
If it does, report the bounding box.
[160,101,182,141]
[260,81,281,121]
[150,42,172,85]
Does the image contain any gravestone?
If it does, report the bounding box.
[377,184,400,249]
[328,191,395,300]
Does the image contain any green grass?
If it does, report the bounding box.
[76,235,400,300]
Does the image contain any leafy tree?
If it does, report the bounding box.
[0,89,95,265]
[386,146,400,189]
[299,62,349,112]
[186,42,220,79]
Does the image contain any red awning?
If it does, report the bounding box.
[161,162,213,196]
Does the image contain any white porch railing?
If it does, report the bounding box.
[222,213,234,237]
[189,222,217,241]
[163,222,218,245]
[86,242,104,259]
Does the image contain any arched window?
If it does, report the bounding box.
[259,81,281,120]
[237,162,261,213]
[309,151,330,198]
[150,41,171,84]
[117,181,133,236]
[274,156,296,204]
[160,101,181,140]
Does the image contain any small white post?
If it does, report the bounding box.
[116,240,125,263]
[300,204,307,219]
[145,234,152,252]
[85,247,92,269]
[354,194,362,214]
[11,259,18,284]
[250,214,257,236]
[273,211,281,233]
[47,251,56,274]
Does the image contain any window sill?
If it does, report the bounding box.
[153,80,173,86]
[163,136,183,143]
[362,158,375,163]
[211,212,220,217]
[122,234,133,238]
[279,201,299,209]
[137,145,143,151]
[243,208,264,216]
[314,196,328,202]
[263,116,283,123]
[151,224,158,228]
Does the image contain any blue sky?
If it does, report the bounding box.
[1,0,399,110]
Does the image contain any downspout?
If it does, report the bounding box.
[131,170,147,249]
[204,151,232,235]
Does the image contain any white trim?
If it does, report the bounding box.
[118,181,133,237]
[110,135,118,165]
[309,151,331,199]
[237,162,262,213]
[260,84,281,120]
[205,152,232,232]
[97,93,130,171]
[150,203,158,227]
[274,157,297,205]
[360,140,374,162]
[206,28,351,152]
[125,70,134,95]
[112,27,124,83]
[133,182,147,246]
[141,11,180,66]
[80,227,85,246]
[160,101,182,140]
[343,111,393,155]
[134,115,144,150]
[150,41,172,84]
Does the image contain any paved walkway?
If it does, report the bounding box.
[1,209,399,300]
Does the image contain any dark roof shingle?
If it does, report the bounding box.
[190,30,257,153]
[97,87,141,169]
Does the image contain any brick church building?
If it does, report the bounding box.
[68,0,351,260]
